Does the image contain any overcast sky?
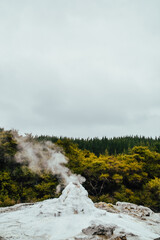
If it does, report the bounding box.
[0,0,160,138]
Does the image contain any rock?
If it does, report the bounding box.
[95,201,154,220]
[111,235,127,240]
[75,237,98,240]
[154,238,160,240]
[95,202,119,213]
[82,224,116,237]
[75,234,127,240]
[116,202,153,217]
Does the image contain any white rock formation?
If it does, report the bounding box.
[0,182,160,240]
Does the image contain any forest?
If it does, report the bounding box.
[0,128,160,212]
[36,134,160,156]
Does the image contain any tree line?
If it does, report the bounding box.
[36,135,160,156]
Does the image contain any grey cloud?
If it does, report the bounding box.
[0,0,160,138]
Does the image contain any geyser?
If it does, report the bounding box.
[44,182,105,216]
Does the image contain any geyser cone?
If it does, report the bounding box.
[58,182,96,215]
[42,182,99,217]
[35,182,105,218]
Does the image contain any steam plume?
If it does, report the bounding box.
[12,131,85,192]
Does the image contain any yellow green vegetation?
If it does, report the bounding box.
[57,139,160,211]
[0,130,160,212]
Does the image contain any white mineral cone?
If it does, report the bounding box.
[33,182,105,217]
[58,182,96,215]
